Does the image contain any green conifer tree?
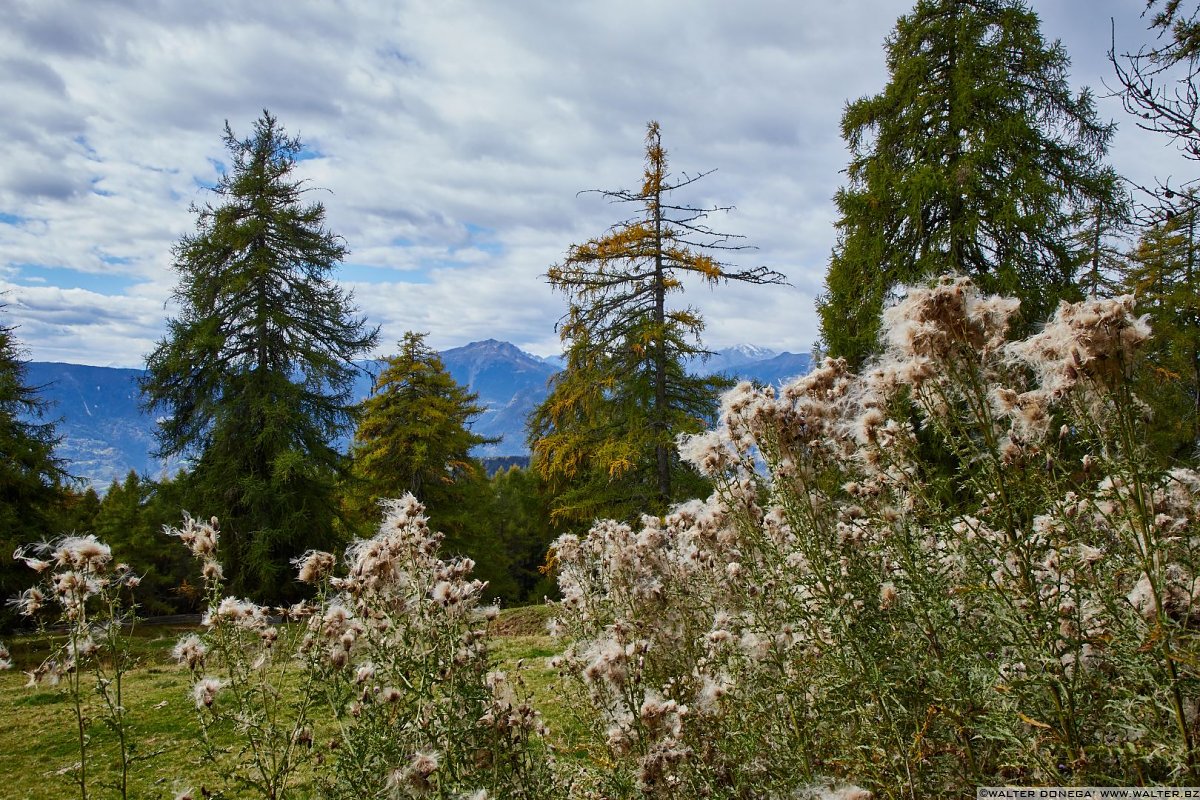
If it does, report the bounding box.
[0,306,68,630]
[349,332,513,596]
[485,465,557,601]
[93,471,194,614]
[1126,207,1200,457]
[141,111,379,599]
[818,0,1122,367]
[1073,199,1133,300]
[349,331,495,516]
[530,121,784,524]
[53,484,101,537]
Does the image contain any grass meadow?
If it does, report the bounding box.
[0,605,566,800]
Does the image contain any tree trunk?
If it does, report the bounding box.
[652,163,670,508]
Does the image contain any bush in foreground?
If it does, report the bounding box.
[166,497,561,800]
[550,276,1200,797]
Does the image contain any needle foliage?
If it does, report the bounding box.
[141,110,378,600]
[531,122,784,524]
[819,0,1122,367]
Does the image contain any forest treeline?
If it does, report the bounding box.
[3,0,1200,638]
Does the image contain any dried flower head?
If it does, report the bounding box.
[293,550,336,584]
[166,513,220,560]
[201,559,224,582]
[12,586,45,616]
[879,582,899,611]
[48,534,112,574]
[173,634,207,670]
[192,677,224,709]
[208,597,268,631]
[387,748,441,795]
[881,276,1018,373]
[1008,294,1150,395]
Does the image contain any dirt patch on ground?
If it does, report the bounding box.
[491,603,556,637]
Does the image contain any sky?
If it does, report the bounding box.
[0,0,1192,368]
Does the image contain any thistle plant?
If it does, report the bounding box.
[166,512,322,800]
[168,498,562,800]
[14,534,145,800]
[304,494,561,800]
[550,275,1200,797]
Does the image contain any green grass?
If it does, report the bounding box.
[488,606,597,767]
[1,608,575,800]
[1,624,225,799]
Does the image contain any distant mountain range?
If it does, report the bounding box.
[23,341,811,489]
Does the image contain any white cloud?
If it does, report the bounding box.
[0,0,1190,367]
[0,282,166,366]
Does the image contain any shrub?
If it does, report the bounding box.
[167,512,321,800]
[167,496,562,800]
[550,276,1200,797]
[302,495,560,799]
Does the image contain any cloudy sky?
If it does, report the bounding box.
[0,0,1191,367]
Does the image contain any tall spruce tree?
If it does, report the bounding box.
[818,0,1122,367]
[530,122,784,524]
[1073,200,1133,300]
[0,306,68,630]
[142,111,378,599]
